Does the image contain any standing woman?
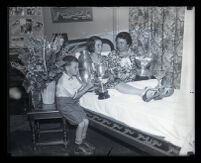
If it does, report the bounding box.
[51,33,68,59]
[45,33,68,68]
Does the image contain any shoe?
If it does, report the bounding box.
[153,87,165,100]
[154,87,174,100]
[83,140,96,151]
[142,87,160,102]
[74,144,93,156]
[163,87,174,97]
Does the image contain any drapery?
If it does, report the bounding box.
[129,7,185,89]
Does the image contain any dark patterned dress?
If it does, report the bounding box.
[103,48,137,89]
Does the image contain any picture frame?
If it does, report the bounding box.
[51,7,93,23]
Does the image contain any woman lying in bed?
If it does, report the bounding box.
[83,33,174,102]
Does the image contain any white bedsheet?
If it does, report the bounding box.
[79,79,195,155]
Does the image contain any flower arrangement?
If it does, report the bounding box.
[10,33,77,108]
[10,34,63,92]
[27,34,64,91]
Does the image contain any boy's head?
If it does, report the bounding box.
[63,56,79,76]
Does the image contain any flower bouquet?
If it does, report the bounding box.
[10,33,70,109]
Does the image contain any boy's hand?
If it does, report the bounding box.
[86,81,94,90]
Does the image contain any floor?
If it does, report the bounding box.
[8,114,146,157]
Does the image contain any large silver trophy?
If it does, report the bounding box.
[78,50,94,83]
[78,50,109,100]
[95,63,110,100]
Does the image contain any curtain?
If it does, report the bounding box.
[129,7,185,89]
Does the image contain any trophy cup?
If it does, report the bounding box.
[78,50,94,83]
[95,63,110,100]
[135,55,154,79]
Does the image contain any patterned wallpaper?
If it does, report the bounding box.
[129,7,185,89]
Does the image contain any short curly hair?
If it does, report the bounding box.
[115,32,132,47]
[87,36,102,53]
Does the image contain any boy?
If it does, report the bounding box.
[56,55,95,155]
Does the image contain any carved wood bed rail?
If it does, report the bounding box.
[68,38,115,51]
[84,109,181,156]
[26,90,181,156]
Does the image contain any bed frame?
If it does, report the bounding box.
[83,108,181,156]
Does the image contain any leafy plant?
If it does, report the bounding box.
[10,34,77,108]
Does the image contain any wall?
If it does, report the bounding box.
[42,7,129,44]
[180,8,195,93]
[9,7,44,48]
[42,6,195,89]
[180,8,195,155]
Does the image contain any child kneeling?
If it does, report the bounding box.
[56,56,95,155]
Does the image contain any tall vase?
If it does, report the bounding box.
[41,80,56,105]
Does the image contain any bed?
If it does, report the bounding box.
[79,79,195,156]
[22,36,194,156]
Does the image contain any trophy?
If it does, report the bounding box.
[95,63,110,100]
[135,55,154,79]
[152,69,166,88]
[78,50,94,83]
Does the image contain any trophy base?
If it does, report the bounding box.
[137,69,152,78]
[98,90,110,100]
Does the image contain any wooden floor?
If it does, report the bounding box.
[8,114,146,156]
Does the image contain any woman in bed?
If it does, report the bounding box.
[86,33,174,102]
[103,32,162,102]
[81,35,159,102]
[105,32,174,101]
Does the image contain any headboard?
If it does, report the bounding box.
[67,37,115,52]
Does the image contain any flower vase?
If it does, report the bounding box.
[41,81,56,105]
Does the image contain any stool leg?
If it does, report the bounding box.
[62,118,68,149]
[36,121,40,142]
[30,120,37,151]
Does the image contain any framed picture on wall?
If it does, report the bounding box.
[51,7,93,23]
[9,7,44,49]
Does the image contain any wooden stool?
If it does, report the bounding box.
[27,105,68,151]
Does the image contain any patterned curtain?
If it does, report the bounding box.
[129,7,185,89]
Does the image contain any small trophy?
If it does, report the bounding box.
[135,55,154,79]
[95,63,110,100]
